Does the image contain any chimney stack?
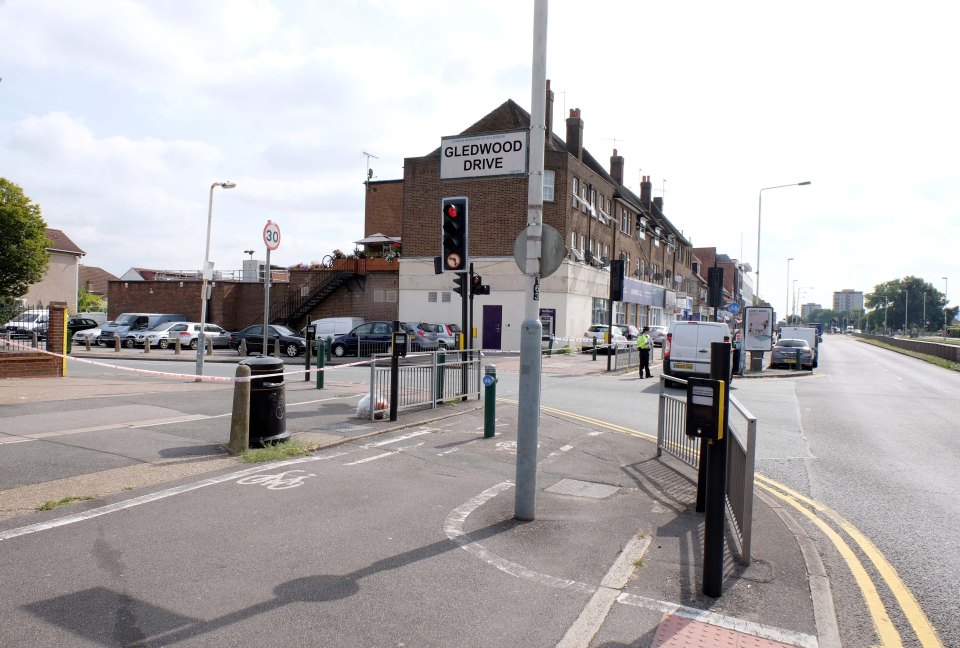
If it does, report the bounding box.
[610,148,624,185]
[640,175,652,209]
[653,196,664,213]
[566,108,583,160]
[545,80,554,137]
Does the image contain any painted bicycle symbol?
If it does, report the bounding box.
[236,469,316,490]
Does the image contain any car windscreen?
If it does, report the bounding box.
[114,315,140,326]
[271,325,298,337]
[776,339,807,348]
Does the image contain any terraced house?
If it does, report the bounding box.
[390,82,696,351]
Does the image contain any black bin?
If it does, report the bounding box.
[241,355,289,447]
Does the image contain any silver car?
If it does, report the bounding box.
[770,338,814,369]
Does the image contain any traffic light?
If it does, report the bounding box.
[441,196,468,272]
[609,259,625,301]
[452,273,466,296]
[707,267,724,308]
[471,273,490,296]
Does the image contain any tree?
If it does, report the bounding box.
[77,287,106,313]
[0,178,50,302]
[866,276,949,332]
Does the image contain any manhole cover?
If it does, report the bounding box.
[545,478,619,499]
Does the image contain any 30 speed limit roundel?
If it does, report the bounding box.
[263,220,281,251]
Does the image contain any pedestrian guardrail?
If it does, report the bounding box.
[656,374,758,564]
[367,350,481,419]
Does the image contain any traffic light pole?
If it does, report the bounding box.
[461,269,469,400]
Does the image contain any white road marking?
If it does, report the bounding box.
[344,450,400,465]
[443,483,818,648]
[363,428,435,448]
[0,414,210,444]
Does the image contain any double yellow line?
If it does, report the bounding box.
[499,398,943,647]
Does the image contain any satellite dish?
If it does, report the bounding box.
[367,168,374,179]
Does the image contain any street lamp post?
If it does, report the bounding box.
[195,181,236,380]
[756,181,811,304]
[904,287,909,334]
[944,277,949,341]
[785,257,794,324]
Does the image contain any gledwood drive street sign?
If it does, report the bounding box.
[440,129,528,180]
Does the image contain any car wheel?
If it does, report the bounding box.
[124,338,136,349]
[158,339,169,350]
[332,343,346,357]
[189,339,199,350]
[285,344,299,357]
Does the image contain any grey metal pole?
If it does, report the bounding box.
[515,0,548,522]
[262,246,271,352]
[196,181,234,380]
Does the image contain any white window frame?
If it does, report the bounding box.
[543,170,555,202]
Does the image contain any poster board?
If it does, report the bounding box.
[743,307,774,351]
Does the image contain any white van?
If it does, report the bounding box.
[663,321,733,380]
[306,317,364,341]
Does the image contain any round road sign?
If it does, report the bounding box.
[263,220,281,251]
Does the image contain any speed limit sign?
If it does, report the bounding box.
[263,220,281,251]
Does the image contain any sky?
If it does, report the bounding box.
[2,0,958,318]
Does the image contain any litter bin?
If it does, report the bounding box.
[750,352,764,371]
[241,355,289,447]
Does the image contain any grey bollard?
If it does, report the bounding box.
[228,364,252,455]
[144,339,150,354]
[85,337,91,351]
[115,336,121,352]
[206,337,213,356]
[273,338,280,357]
[175,338,181,354]
[31,331,38,348]
[239,339,247,356]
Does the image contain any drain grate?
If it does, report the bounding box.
[545,478,619,499]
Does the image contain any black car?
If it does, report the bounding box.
[330,321,418,357]
[34,316,99,341]
[228,324,306,357]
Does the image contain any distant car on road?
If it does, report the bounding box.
[648,325,668,347]
[770,338,814,370]
[330,321,419,358]
[229,325,306,357]
[157,322,231,350]
[583,325,628,352]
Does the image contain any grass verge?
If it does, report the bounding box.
[37,495,95,512]
[858,338,960,371]
[240,439,320,463]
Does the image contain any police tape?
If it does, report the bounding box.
[0,338,375,383]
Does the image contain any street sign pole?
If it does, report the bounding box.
[515,0,547,522]
[262,221,281,352]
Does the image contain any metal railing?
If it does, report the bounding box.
[367,350,481,419]
[656,374,758,564]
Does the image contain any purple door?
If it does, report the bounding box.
[482,305,502,350]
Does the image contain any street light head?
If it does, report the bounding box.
[220,181,237,189]
[798,181,811,186]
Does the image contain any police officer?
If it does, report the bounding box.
[637,326,652,378]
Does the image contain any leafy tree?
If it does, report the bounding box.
[77,287,106,313]
[0,178,50,302]
[865,276,950,332]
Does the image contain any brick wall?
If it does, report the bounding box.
[365,180,403,237]
[106,271,400,332]
[0,302,66,378]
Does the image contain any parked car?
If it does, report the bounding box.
[304,317,364,341]
[770,338,814,369]
[406,322,442,351]
[100,313,187,347]
[66,316,100,338]
[72,324,106,346]
[583,324,628,352]
[622,324,640,341]
[663,321,733,380]
[228,324,306,357]
[648,325,669,347]
[330,321,418,358]
[156,322,231,350]
[4,309,49,339]
[134,321,188,349]
[75,312,108,325]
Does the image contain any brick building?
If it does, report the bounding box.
[393,84,694,350]
[692,247,755,322]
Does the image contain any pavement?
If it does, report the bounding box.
[0,347,832,648]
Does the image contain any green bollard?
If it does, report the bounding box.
[483,364,497,438]
[325,337,332,362]
[592,337,598,361]
[316,339,325,389]
[435,350,445,403]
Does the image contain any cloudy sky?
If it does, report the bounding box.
[2,0,957,316]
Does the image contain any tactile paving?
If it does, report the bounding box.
[651,613,796,648]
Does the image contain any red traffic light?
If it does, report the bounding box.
[446,204,459,218]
